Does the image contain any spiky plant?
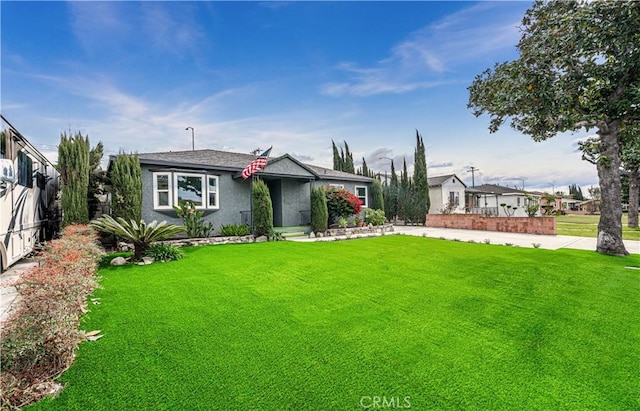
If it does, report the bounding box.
[90,215,185,260]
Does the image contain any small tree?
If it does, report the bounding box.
[58,132,90,225]
[467,1,639,255]
[370,179,384,211]
[252,179,273,237]
[88,142,107,220]
[173,201,214,238]
[90,216,185,260]
[310,186,328,233]
[110,153,142,223]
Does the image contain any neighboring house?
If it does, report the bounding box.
[112,149,373,234]
[466,184,541,217]
[427,174,467,214]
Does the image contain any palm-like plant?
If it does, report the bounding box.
[90,215,185,260]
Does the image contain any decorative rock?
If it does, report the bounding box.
[139,257,154,265]
[118,242,134,252]
[110,257,128,266]
[309,232,316,239]
[317,232,324,238]
[255,235,268,243]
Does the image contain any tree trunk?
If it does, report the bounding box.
[629,168,639,229]
[596,122,628,256]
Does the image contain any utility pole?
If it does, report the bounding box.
[467,166,480,187]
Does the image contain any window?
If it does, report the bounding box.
[175,173,204,207]
[153,173,172,209]
[517,198,521,206]
[0,132,6,158]
[449,191,459,206]
[208,176,218,208]
[355,185,368,208]
[17,151,33,188]
[152,172,219,210]
[328,183,344,189]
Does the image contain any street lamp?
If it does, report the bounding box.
[185,126,195,151]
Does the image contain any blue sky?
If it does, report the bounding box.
[1,1,599,193]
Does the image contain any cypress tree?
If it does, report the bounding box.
[110,152,142,223]
[252,178,273,237]
[384,160,398,221]
[332,140,342,171]
[310,186,328,233]
[397,158,410,223]
[370,178,384,211]
[361,157,369,177]
[411,130,430,223]
[343,141,355,174]
[58,132,90,225]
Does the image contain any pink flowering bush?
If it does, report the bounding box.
[325,187,363,225]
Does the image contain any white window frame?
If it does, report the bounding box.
[207,175,219,209]
[174,172,206,209]
[355,185,368,208]
[153,172,173,210]
[153,171,220,210]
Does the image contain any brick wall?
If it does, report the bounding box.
[425,214,556,235]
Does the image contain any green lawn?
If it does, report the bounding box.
[29,237,640,410]
[556,214,640,240]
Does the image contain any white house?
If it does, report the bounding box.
[466,184,541,217]
[427,174,467,214]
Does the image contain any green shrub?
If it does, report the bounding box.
[90,215,186,261]
[219,224,251,237]
[109,152,142,223]
[365,208,386,226]
[310,187,328,233]
[144,244,184,262]
[252,179,273,237]
[174,201,214,238]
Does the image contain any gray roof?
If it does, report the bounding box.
[428,174,464,187]
[129,149,373,183]
[466,184,527,195]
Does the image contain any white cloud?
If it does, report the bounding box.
[321,2,525,97]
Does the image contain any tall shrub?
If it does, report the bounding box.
[310,186,328,233]
[252,179,273,237]
[58,132,90,225]
[370,179,384,211]
[110,153,142,223]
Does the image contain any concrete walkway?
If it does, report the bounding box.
[290,225,640,254]
[0,258,40,327]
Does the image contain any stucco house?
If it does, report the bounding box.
[113,149,373,234]
[427,174,467,214]
[466,184,541,217]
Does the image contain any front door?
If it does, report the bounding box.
[266,179,282,227]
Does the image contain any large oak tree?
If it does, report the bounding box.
[468,0,639,255]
